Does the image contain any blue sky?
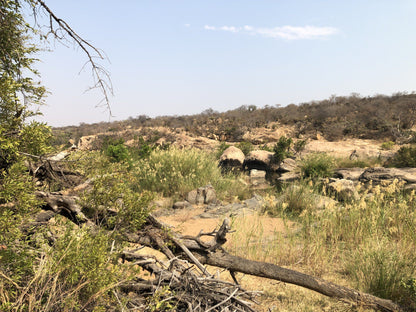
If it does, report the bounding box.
[32,0,416,127]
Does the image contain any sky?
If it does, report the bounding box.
[30,0,416,127]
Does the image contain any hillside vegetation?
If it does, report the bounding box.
[53,92,416,145]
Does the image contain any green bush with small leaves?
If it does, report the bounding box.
[385,145,416,168]
[301,153,335,179]
[273,136,293,163]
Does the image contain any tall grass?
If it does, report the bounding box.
[133,146,249,200]
[230,179,416,308]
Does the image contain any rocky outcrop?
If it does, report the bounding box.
[219,146,245,170]
[359,167,416,185]
[243,150,274,171]
[334,168,366,181]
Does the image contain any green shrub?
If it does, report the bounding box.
[273,136,293,163]
[102,137,130,163]
[301,153,335,178]
[385,146,416,167]
[79,162,152,232]
[381,141,395,150]
[236,141,253,155]
[130,136,156,160]
[293,139,307,155]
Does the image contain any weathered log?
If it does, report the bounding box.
[200,251,403,312]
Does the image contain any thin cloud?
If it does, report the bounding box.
[204,24,338,40]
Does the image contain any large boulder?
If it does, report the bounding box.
[359,167,416,185]
[327,178,359,201]
[243,150,274,171]
[219,146,245,170]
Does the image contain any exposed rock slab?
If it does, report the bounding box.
[359,167,416,184]
[334,168,366,181]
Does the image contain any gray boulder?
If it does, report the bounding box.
[219,146,245,170]
[249,169,268,188]
[244,150,274,171]
[173,201,192,209]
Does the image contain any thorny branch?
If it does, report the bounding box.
[32,0,113,115]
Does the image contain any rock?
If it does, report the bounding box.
[186,189,198,204]
[199,195,264,218]
[334,168,366,181]
[219,146,245,170]
[327,179,359,202]
[315,195,339,210]
[359,167,416,185]
[196,187,206,205]
[249,169,268,188]
[204,185,217,204]
[244,150,274,171]
[172,201,192,209]
[186,185,217,205]
[277,172,301,183]
[404,183,416,193]
[278,158,297,173]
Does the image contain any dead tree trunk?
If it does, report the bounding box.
[200,251,402,312]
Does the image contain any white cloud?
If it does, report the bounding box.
[204,24,338,40]
[184,23,191,27]
[204,25,217,30]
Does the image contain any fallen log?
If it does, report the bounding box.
[31,192,405,312]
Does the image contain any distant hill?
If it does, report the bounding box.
[53,92,416,146]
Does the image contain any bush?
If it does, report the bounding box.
[102,137,130,163]
[235,141,253,155]
[293,139,307,155]
[381,141,395,150]
[273,136,293,163]
[301,153,335,179]
[385,146,416,167]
